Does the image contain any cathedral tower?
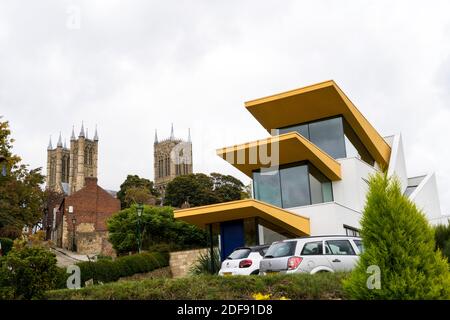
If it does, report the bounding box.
[154,124,193,196]
[46,123,99,195]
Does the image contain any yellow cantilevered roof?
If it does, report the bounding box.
[245,80,391,168]
[216,132,342,180]
[174,199,310,236]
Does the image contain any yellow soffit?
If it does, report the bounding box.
[174,199,310,236]
[216,132,342,181]
[244,80,391,168]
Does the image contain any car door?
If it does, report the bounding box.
[298,240,331,273]
[324,239,359,272]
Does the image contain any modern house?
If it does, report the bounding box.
[174,80,447,260]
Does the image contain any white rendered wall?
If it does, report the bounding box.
[331,158,379,213]
[409,173,443,225]
[387,134,408,193]
[289,202,362,235]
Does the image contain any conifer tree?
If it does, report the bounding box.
[344,172,450,299]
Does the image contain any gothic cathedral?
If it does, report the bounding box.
[46,123,98,195]
[154,124,193,196]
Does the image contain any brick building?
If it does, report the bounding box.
[53,177,120,255]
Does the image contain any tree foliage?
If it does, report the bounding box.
[434,222,450,262]
[164,172,246,208]
[107,205,207,255]
[343,173,450,299]
[0,118,45,238]
[116,175,159,209]
[0,245,59,299]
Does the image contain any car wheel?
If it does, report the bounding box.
[250,270,260,275]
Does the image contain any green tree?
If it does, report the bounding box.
[164,173,246,208]
[434,222,450,262]
[107,205,207,255]
[116,175,159,209]
[343,173,450,299]
[0,245,59,299]
[211,172,245,202]
[0,118,45,238]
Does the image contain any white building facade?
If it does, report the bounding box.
[175,81,447,260]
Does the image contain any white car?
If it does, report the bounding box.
[218,245,269,276]
[259,236,363,275]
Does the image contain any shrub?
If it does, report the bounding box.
[0,246,59,299]
[343,173,450,299]
[74,252,169,286]
[0,237,13,256]
[434,223,450,262]
[45,272,348,300]
[107,205,207,255]
[190,248,221,275]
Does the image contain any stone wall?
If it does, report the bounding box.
[169,248,208,278]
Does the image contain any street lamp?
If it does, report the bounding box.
[71,216,77,252]
[136,204,144,253]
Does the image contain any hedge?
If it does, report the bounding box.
[46,272,348,300]
[0,238,13,256]
[66,251,169,287]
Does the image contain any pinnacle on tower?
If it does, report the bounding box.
[48,136,53,150]
[86,128,89,140]
[64,139,67,149]
[57,132,63,148]
[71,125,76,141]
[79,121,85,138]
[154,129,158,144]
[170,123,174,140]
[188,128,191,142]
[94,125,99,141]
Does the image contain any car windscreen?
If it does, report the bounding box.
[265,241,297,258]
[228,248,251,259]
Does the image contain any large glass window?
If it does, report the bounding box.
[253,170,282,207]
[308,117,346,159]
[278,123,309,139]
[253,162,333,209]
[343,120,374,166]
[280,164,310,208]
[309,165,333,204]
[277,116,375,166]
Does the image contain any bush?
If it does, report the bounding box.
[434,223,450,262]
[190,248,220,275]
[74,252,169,286]
[0,237,13,256]
[344,173,450,299]
[107,205,207,255]
[0,246,59,299]
[45,272,348,300]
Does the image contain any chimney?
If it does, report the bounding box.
[84,177,98,188]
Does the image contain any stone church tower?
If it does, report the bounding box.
[46,123,98,195]
[154,124,193,196]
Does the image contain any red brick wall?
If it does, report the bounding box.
[63,177,120,233]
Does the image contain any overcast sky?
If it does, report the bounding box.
[1,0,450,215]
